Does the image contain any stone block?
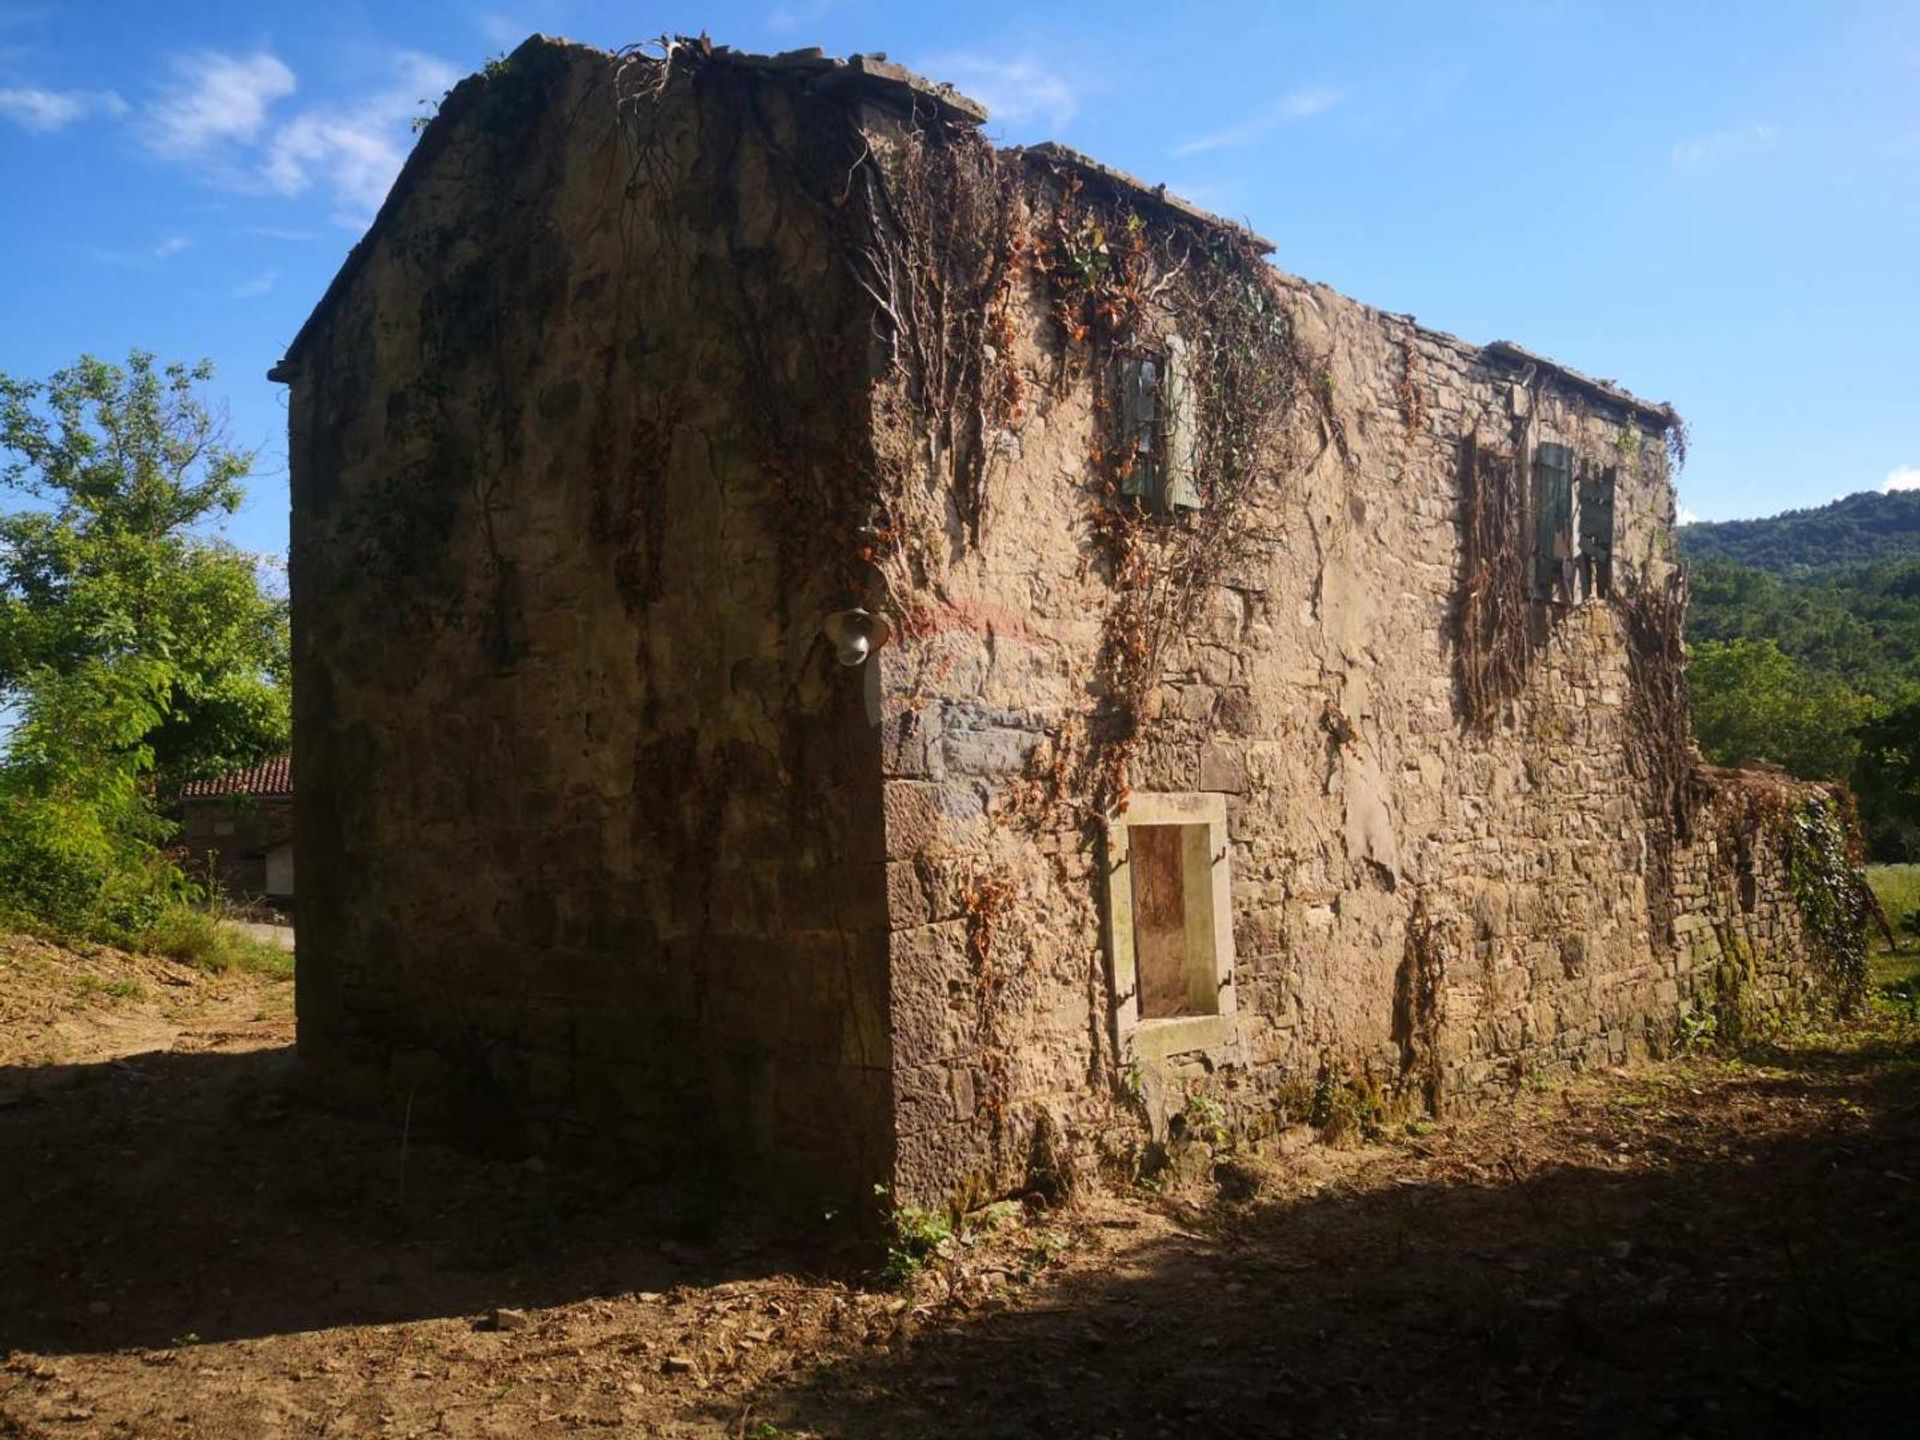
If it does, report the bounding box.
[942,726,1040,777]
[1199,742,1248,794]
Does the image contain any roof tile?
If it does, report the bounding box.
[179,754,292,799]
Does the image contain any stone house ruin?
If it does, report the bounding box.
[179,753,296,910]
[274,37,1861,1209]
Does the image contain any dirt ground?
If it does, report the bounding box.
[3,936,1918,1439]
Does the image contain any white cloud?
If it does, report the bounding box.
[768,0,836,35]
[1676,503,1701,525]
[477,13,529,48]
[1671,121,1779,170]
[259,51,460,226]
[913,53,1077,129]
[1172,86,1341,158]
[1882,465,1920,493]
[83,234,193,266]
[145,50,296,158]
[263,113,412,219]
[0,85,125,131]
[138,47,458,230]
[230,269,279,299]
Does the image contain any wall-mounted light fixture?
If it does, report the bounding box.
[822,608,891,668]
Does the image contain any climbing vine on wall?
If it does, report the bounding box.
[1013,165,1328,823]
[1394,896,1453,1113]
[848,125,1023,560]
[1619,567,1707,942]
[1395,340,1429,442]
[1455,435,1533,730]
[1780,795,1873,1011]
[608,42,950,608]
[960,859,1020,1160]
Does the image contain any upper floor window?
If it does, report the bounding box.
[1118,335,1201,514]
[1532,441,1615,603]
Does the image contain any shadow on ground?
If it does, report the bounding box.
[5,1029,1919,1437]
[744,1037,1920,1438]
[0,1045,845,1355]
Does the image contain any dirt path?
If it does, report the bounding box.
[2,935,1917,1437]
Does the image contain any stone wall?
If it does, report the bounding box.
[180,796,294,904]
[282,41,1847,1214]
[865,141,1841,1207]
[285,43,893,1201]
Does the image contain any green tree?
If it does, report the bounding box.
[1687,637,1872,781]
[0,658,179,934]
[1853,699,1920,861]
[0,352,289,791]
[0,352,289,938]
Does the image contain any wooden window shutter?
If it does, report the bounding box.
[1577,463,1616,599]
[1118,336,1201,513]
[1119,354,1160,503]
[1163,334,1201,511]
[1532,441,1574,600]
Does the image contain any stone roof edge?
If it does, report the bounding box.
[1480,339,1678,430]
[722,46,989,125]
[268,37,988,379]
[1280,273,1679,432]
[266,36,1678,436]
[1015,141,1278,256]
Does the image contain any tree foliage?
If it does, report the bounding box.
[0,352,289,789]
[1682,541,1920,860]
[1687,637,1873,782]
[1687,556,1920,707]
[1680,488,1920,575]
[1853,700,1920,862]
[0,352,289,938]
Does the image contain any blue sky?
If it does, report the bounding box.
[1,0,1915,556]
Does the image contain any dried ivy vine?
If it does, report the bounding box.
[1454,434,1533,730]
[1014,164,1328,826]
[1618,566,1706,942]
[960,860,1020,1162]
[847,124,1024,569]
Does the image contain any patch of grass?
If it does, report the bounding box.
[1865,867,1920,1019]
[1879,971,1920,1022]
[75,973,145,1001]
[1866,863,1920,932]
[141,904,292,979]
[1873,943,1920,990]
[1022,1226,1069,1271]
[1181,1093,1229,1148]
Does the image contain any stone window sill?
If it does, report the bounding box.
[1126,1013,1236,1063]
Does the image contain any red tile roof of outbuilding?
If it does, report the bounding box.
[179,754,293,798]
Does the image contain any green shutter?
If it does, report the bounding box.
[1578,463,1616,598]
[1119,354,1159,503]
[1532,442,1574,599]
[1118,339,1202,513]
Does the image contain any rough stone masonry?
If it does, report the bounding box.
[273,36,1859,1211]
